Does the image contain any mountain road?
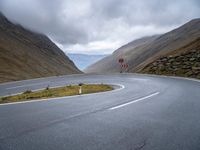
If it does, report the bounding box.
[0,73,200,150]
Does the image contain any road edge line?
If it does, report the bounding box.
[0,84,125,106]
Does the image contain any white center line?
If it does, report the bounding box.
[109,92,160,110]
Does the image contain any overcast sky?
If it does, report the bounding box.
[0,0,199,54]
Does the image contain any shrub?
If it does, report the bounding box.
[46,85,50,90]
[1,97,8,101]
[23,90,32,94]
[67,84,72,87]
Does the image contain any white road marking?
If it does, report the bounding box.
[109,92,160,110]
[6,82,50,90]
[135,73,200,83]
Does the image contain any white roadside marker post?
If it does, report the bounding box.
[79,87,82,94]
[78,83,83,95]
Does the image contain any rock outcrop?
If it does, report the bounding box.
[141,38,200,79]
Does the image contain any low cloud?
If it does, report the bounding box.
[0,0,199,54]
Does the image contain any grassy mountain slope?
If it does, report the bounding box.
[0,13,81,83]
[85,35,159,73]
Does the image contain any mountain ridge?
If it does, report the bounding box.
[0,13,81,83]
[85,18,200,77]
[85,35,160,73]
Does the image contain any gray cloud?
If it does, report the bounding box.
[0,0,199,54]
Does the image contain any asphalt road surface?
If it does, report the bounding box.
[0,73,200,150]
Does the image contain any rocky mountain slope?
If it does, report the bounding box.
[141,38,200,79]
[0,13,81,83]
[85,19,200,76]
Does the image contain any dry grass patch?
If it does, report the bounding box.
[0,84,113,104]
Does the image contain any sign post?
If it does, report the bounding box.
[118,58,129,73]
[118,58,124,73]
[124,63,129,72]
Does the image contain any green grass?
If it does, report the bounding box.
[0,84,113,104]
